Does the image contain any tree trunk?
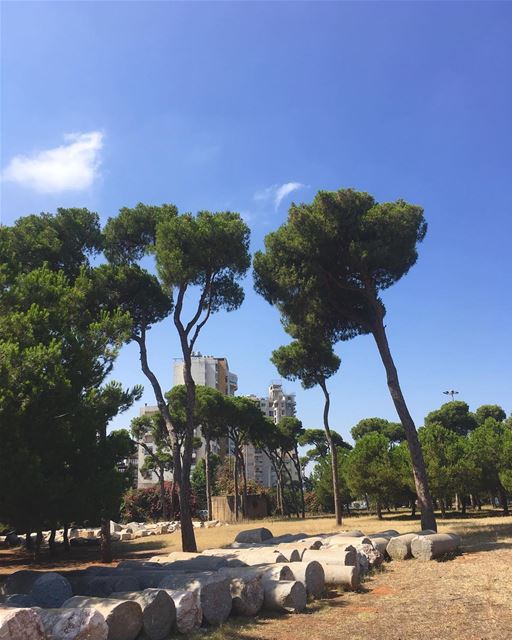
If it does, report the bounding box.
[175,301,200,552]
[25,531,33,550]
[497,482,509,515]
[376,502,383,520]
[292,447,306,519]
[461,496,467,515]
[440,499,446,518]
[205,438,213,520]
[410,498,416,517]
[371,316,437,532]
[319,379,342,526]
[100,516,112,563]
[278,462,289,516]
[135,326,197,552]
[282,457,299,517]
[233,453,239,521]
[239,445,248,518]
[63,523,70,553]
[49,527,56,556]
[34,530,43,562]
[159,470,169,521]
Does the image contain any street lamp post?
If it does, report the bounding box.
[443,389,459,402]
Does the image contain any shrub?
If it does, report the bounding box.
[120,482,196,522]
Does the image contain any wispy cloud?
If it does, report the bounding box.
[254,181,305,210]
[2,131,103,193]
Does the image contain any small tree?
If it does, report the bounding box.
[345,433,402,519]
[351,417,405,443]
[195,387,230,520]
[191,455,221,511]
[103,205,251,551]
[255,188,437,530]
[277,417,306,518]
[310,449,352,514]
[250,415,297,517]
[299,428,349,462]
[468,418,510,514]
[271,340,344,524]
[475,405,507,426]
[425,401,477,436]
[130,414,173,520]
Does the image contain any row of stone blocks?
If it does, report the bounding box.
[0,528,460,639]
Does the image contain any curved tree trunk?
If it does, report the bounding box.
[371,316,437,532]
[319,379,342,526]
[135,329,196,551]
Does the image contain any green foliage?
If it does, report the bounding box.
[475,404,506,425]
[299,428,349,462]
[155,211,250,313]
[351,417,405,443]
[468,418,511,494]
[424,401,477,436]
[310,450,352,512]
[0,209,141,535]
[0,207,102,280]
[344,433,403,512]
[271,340,340,390]
[93,264,172,337]
[418,423,479,503]
[254,188,427,342]
[103,203,178,264]
[131,414,173,482]
[191,455,221,510]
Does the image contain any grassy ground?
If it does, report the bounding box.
[2,510,511,639]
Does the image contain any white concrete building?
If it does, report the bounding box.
[242,382,297,489]
[135,354,237,489]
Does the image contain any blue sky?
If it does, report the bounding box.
[2,1,511,441]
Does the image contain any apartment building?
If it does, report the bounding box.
[135,354,238,488]
[242,382,297,488]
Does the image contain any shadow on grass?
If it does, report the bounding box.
[188,593,349,640]
[373,508,509,523]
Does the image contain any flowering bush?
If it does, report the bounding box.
[120,482,196,522]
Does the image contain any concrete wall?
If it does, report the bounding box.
[211,494,269,523]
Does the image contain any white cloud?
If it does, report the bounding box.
[2,131,103,193]
[254,181,305,210]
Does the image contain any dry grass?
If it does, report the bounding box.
[2,510,512,639]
